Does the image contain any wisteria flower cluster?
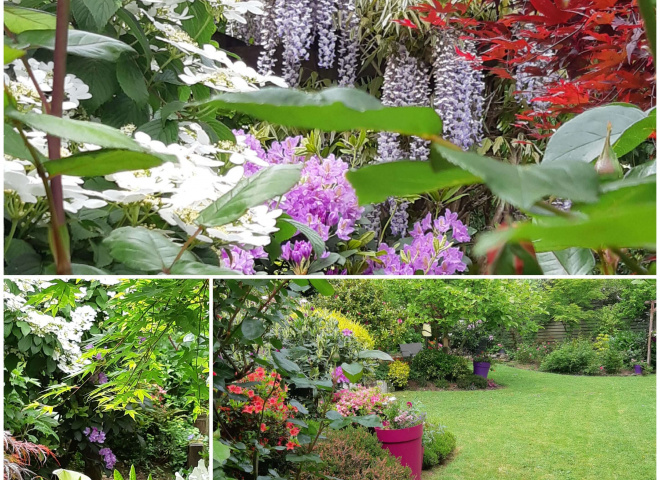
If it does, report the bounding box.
[332,385,394,417]
[229,0,360,85]
[367,211,470,275]
[433,32,485,150]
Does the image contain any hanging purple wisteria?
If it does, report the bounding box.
[228,0,360,86]
[433,32,485,150]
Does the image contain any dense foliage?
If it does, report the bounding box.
[4,279,209,480]
[4,0,655,275]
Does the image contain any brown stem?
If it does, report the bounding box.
[46,0,72,273]
[165,226,203,273]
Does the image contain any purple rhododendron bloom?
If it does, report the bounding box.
[98,447,117,470]
[281,240,313,265]
[332,366,349,384]
[85,427,106,443]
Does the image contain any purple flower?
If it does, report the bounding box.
[97,373,108,385]
[332,366,349,384]
[85,427,106,444]
[341,329,353,336]
[281,240,313,265]
[95,353,103,361]
[219,246,267,275]
[98,447,117,470]
[138,337,147,344]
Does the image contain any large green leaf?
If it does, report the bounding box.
[4,45,25,64]
[195,164,302,227]
[542,105,645,164]
[475,183,656,253]
[44,149,164,177]
[81,0,121,30]
[639,0,656,59]
[346,160,480,204]
[536,248,596,275]
[431,145,600,209]
[5,110,176,163]
[340,362,363,383]
[103,227,196,272]
[67,57,119,111]
[4,124,48,163]
[194,87,443,136]
[4,6,57,34]
[283,219,326,257]
[17,29,136,61]
[115,8,152,66]
[241,318,265,340]
[309,279,334,296]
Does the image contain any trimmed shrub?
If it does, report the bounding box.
[511,342,553,364]
[456,374,488,390]
[387,360,410,389]
[410,349,470,382]
[422,424,456,469]
[304,427,413,480]
[540,340,599,375]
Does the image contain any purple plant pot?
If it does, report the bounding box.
[473,361,491,379]
[634,364,642,375]
[376,423,423,480]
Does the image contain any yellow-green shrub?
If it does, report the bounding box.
[388,360,410,389]
[303,307,375,349]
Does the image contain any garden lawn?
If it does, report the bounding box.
[398,365,656,480]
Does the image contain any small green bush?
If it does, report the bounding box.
[434,378,450,389]
[422,424,456,469]
[305,427,413,480]
[410,350,470,382]
[511,342,553,364]
[599,347,624,374]
[387,360,410,389]
[540,340,599,375]
[456,374,488,390]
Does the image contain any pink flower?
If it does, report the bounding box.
[397,318,403,324]
[407,402,412,407]
[600,366,604,370]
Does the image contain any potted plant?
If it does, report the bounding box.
[631,359,643,375]
[375,401,426,480]
[473,353,491,379]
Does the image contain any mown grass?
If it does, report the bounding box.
[398,365,655,480]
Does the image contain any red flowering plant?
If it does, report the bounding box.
[217,367,303,478]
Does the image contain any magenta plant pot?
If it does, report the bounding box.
[634,364,642,375]
[375,423,423,480]
[473,361,491,379]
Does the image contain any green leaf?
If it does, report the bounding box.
[103,227,196,272]
[488,244,543,275]
[542,105,645,164]
[136,119,179,144]
[18,335,32,352]
[116,54,149,106]
[325,411,343,420]
[5,110,177,163]
[70,264,109,275]
[194,87,443,136]
[199,119,236,142]
[475,183,655,253]
[4,45,25,64]
[180,0,216,44]
[353,415,384,428]
[195,164,302,227]
[44,149,164,177]
[288,399,308,415]
[129,465,136,480]
[115,8,152,66]
[639,0,656,59]
[213,439,231,463]
[67,57,119,111]
[272,351,301,374]
[432,144,600,210]
[283,219,326,257]
[241,318,265,340]
[169,262,238,275]
[53,470,92,480]
[613,108,656,157]
[357,350,393,361]
[536,248,596,275]
[625,161,656,180]
[340,362,363,383]
[346,161,480,205]
[82,0,121,30]
[4,6,57,34]
[17,29,136,62]
[309,279,334,296]
[4,124,48,163]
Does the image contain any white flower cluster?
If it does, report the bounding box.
[4,282,96,374]
[176,460,209,480]
[4,58,92,113]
